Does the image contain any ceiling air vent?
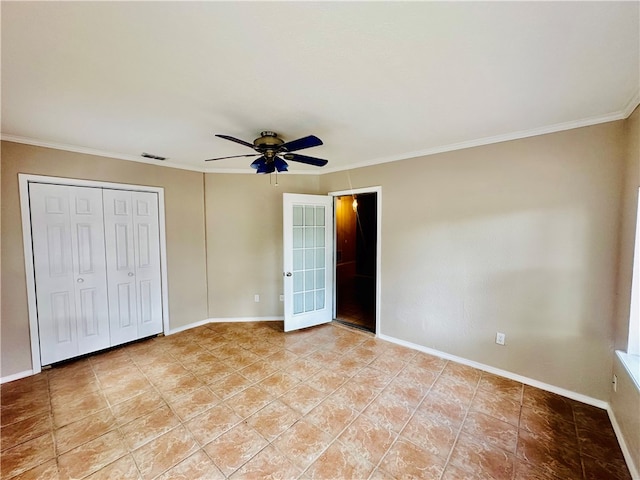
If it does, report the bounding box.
[141,152,167,161]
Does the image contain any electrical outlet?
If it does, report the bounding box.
[254,294,260,303]
[613,374,618,392]
[279,295,284,302]
[496,332,506,345]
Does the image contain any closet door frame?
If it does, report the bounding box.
[19,174,170,374]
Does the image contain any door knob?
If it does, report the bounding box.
[128,272,134,277]
[285,272,292,277]
[77,278,84,283]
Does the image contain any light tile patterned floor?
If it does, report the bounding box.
[0,321,632,479]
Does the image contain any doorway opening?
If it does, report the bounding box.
[334,192,377,333]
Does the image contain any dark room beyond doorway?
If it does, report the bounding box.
[335,192,377,333]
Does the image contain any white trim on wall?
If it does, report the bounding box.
[608,404,640,480]
[17,174,171,373]
[207,316,285,324]
[377,332,609,409]
[3,135,204,173]
[166,317,285,335]
[1,370,35,385]
[329,186,382,336]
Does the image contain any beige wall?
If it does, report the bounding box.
[1,142,208,377]
[320,121,626,400]
[614,106,640,349]
[610,106,640,474]
[204,173,320,318]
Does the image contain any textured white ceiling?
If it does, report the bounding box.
[2,1,638,174]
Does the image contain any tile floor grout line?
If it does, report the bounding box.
[118,347,199,479]
[94,352,148,480]
[361,352,445,479]
[571,402,588,480]
[437,361,481,479]
[511,381,525,480]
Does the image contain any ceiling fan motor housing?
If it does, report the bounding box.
[254,132,284,160]
[254,131,284,149]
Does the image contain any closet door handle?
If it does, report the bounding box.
[77,278,84,283]
[128,272,134,277]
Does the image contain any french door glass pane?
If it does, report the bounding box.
[315,206,325,226]
[293,206,304,226]
[305,291,314,312]
[293,227,303,248]
[315,290,325,309]
[315,227,325,247]
[304,249,315,269]
[304,270,314,290]
[293,250,303,271]
[304,227,315,248]
[291,204,326,317]
[305,206,315,226]
[294,293,304,314]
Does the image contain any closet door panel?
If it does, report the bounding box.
[103,189,139,346]
[30,184,78,364]
[133,192,163,337]
[30,184,110,365]
[69,187,111,356]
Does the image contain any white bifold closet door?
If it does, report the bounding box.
[29,183,163,366]
[103,189,163,346]
[30,183,111,365]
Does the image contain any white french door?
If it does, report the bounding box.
[30,183,111,364]
[283,193,334,332]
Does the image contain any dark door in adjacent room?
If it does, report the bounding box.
[335,192,377,333]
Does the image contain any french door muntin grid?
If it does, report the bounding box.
[292,204,326,315]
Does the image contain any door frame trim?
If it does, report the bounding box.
[18,174,170,374]
[328,186,382,335]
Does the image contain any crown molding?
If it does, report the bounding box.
[0,134,205,173]
[622,90,640,118]
[320,95,640,174]
[4,92,639,176]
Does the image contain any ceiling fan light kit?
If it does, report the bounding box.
[206,131,328,174]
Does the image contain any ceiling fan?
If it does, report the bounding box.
[205,131,328,174]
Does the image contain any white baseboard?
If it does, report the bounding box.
[1,369,35,384]
[608,405,640,480]
[166,318,215,335]
[377,332,608,409]
[167,316,284,335]
[207,316,284,323]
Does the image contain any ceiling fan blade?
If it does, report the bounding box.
[282,153,328,167]
[205,153,258,162]
[250,156,267,169]
[279,135,323,152]
[215,134,254,148]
